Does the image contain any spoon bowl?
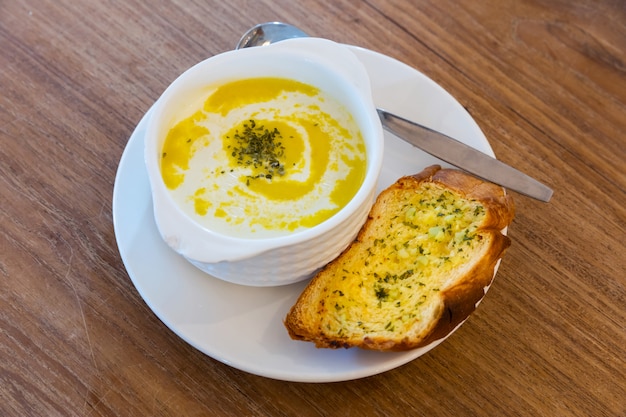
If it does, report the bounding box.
[237,22,309,49]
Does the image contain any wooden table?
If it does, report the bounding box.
[2,1,624,415]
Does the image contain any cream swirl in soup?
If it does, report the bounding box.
[160,77,367,238]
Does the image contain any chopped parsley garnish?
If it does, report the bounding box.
[375,286,389,301]
[228,119,286,182]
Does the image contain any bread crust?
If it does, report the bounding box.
[285,165,515,351]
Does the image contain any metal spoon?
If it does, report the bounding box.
[237,22,308,50]
[236,22,553,202]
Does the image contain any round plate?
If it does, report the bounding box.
[112,46,494,382]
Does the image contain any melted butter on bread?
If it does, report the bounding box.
[285,165,515,351]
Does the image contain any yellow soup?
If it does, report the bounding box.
[160,77,367,238]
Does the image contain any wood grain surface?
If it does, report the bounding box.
[1,0,624,416]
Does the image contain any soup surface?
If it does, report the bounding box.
[160,77,367,238]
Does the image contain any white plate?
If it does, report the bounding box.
[112,46,494,382]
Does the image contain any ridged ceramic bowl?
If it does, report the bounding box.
[144,38,384,286]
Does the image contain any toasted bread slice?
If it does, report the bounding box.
[284,165,515,351]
